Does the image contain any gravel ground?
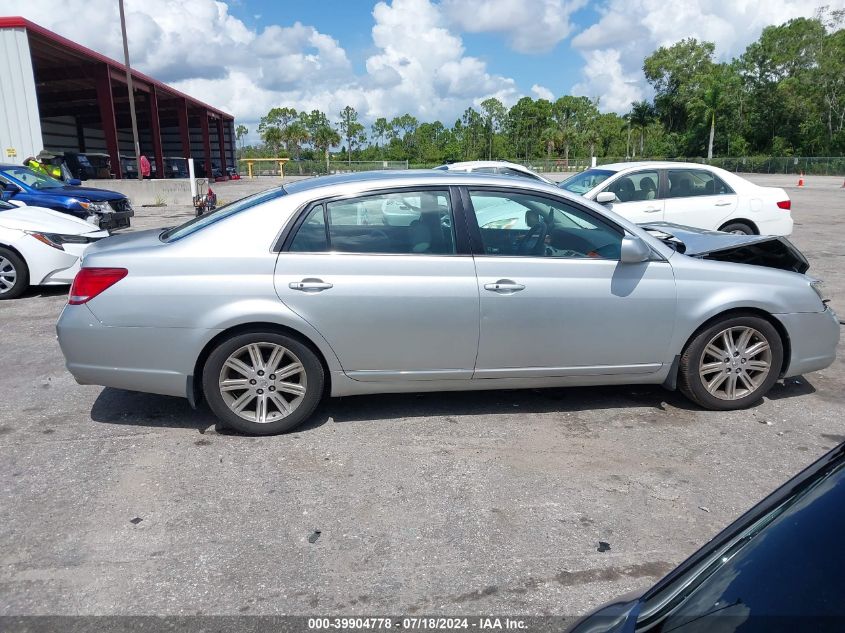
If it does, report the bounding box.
[0,173,842,620]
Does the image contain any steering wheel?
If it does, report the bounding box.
[517,221,548,255]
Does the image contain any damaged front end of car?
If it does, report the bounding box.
[640,222,809,273]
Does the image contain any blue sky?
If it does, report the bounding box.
[226,0,604,107]
[6,0,840,137]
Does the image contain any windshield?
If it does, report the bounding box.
[558,168,615,195]
[638,457,845,631]
[1,166,66,190]
[160,187,287,242]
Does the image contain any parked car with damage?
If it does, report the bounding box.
[57,171,837,435]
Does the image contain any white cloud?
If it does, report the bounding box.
[441,0,587,53]
[5,0,521,137]
[571,49,643,113]
[531,84,555,101]
[570,0,845,113]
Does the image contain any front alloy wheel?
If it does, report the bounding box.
[203,331,324,435]
[679,315,783,410]
[0,248,29,300]
[698,326,772,400]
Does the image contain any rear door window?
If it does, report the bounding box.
[667,169,734,198]
[288,190,456,255]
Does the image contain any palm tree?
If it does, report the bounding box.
[629,101,654,157]
[540,126,564,162]
[283,122,310,162]
[313,125,341,173]
[235,124,248,150]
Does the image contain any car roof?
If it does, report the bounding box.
[596,161,723,172]
[283,169,560,196]
[442,160,542,172]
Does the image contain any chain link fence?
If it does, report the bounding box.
[511,156,845,176]
[237,159,409,176]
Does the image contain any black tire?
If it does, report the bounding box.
[720,221,755,235]
[679,314,783,410]
[202,331,324,435]
[0,247,29,300]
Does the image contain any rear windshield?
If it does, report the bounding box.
[558,169,615,195]
[160,187,287,242]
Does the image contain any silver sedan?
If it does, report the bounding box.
[57,171,839,435]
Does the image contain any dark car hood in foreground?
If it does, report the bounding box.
[640,222,809,273]
[38,186,127,202]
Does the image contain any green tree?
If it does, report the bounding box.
[479,97,507,160]
[235,124,249,150]
[337,106,366,164]
[258,107,298,155]
[371,117,390,149]
[312,125,341,172]
[283,121,310,162]
[629,101,655,156]
[644,38,715,143]
[552,95,596,162]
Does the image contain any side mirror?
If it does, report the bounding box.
[620,236,651,263]
[596,191,617,204]
[67,178,82,186]
[0,183,20,200]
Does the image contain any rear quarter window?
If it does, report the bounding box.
[161,187,287,242]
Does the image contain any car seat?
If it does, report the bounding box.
[614,177,636,202]
[639,176,657,200]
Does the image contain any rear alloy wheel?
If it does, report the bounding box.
[203,331,324,435]
[720,222,755,235]
[0,247,29,300]
[679,315,783,410]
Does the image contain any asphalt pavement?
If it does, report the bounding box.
[0,173,842,619]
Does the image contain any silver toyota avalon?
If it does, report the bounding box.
[57,171,839,435]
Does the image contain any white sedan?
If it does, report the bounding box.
[559,162,793,235]
[434,160,554,184]
[0,200,108,299]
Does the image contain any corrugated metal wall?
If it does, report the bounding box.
[0,28,42,162]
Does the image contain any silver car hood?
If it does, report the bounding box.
[640,222,809,273]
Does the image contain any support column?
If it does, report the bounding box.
[216,117,227,178]
[200,111,211,178]
[177,98,191,159]
[149,86,164,178]
[75,117,87,152]
[95,64,120,179]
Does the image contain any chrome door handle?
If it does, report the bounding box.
[715,201,732,207]
[643,207,661,213]
[289,279,333,291]
[484,280,525,293]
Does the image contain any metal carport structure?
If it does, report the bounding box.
[0,16,235,179]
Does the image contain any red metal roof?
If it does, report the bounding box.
[0,16,233,119]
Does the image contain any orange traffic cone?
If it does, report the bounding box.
[797,172,804,187]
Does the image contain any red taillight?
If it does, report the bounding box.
[777,200,791,210]
[69,268,127,305]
